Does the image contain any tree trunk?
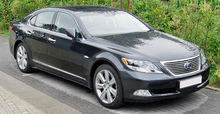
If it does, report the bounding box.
[111,0,114,7]
[120,0,123,9]
[127,0,130,12]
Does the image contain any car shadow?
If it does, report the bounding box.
[30,69,208,114]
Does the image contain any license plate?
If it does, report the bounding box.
[179,76,202,89]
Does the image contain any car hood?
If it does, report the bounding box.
[95,30,200,62]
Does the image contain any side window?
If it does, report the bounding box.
[30,16,37,25]
[53,12,78,34]
[35,12,55,30]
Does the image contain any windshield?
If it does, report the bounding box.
[77,11,150,36]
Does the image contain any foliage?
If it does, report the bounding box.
[131,0,220,84]
[0,0,219,84]
[0,0,13,33]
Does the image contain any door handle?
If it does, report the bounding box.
[48,37,56,43]
[26,30,33,35]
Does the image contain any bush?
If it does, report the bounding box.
[131,0,220,84]
[0,0,219,84]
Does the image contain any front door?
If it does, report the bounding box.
[47,12,86,80]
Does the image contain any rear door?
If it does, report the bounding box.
[47,11,86,80]
[25,11,55,64]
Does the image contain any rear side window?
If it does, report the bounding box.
[53,12,78,34]
[35,12,55,30]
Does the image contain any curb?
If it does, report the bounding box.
[205,86,220,92]
[0,71,82,114]
[0,34,9,37]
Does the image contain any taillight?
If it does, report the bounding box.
[9,25,13,32]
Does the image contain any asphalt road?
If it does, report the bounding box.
[0,35,220,114]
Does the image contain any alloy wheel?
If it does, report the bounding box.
[95,69,117,104]
[16,45,28,70]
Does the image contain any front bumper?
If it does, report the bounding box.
[120,66,210,102]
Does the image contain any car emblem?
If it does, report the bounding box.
[184,62,192,70]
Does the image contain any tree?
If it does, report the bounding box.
[111,0,114,7]
[127,0,130,11]
[120,0,123,9]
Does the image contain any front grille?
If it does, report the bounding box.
[161,56,200,76]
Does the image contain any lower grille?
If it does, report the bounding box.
[161,56,200,76]
[151,88,177,94]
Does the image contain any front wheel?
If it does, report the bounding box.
[93,64,124,108]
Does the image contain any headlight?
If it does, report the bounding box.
[200,49,206,65]
[121,58,162,73]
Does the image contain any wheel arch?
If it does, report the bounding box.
[88,53,124,90]
[14,40,23,59]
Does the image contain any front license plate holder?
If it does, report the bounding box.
[179,76,202,89]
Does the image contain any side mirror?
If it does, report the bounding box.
[65,29,77,42]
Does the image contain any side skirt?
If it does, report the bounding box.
[32,59,90,89]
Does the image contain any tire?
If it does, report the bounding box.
[93,64,124,108]
[16,43,33,73]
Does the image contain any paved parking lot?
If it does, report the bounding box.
[0,35,220,114]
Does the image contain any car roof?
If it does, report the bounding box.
[52,5,121,12]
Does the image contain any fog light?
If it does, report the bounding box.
[133,89,152,96]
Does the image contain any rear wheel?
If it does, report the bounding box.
[16,43,33,73]
[93,64,124,108]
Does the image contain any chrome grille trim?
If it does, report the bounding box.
[161,55,201,77]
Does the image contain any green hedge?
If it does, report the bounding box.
[0,0,219,84]
[131,0,220,83]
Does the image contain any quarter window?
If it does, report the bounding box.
[30,16,37,25]
[54,12,77,34]
[35,12,55,30]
